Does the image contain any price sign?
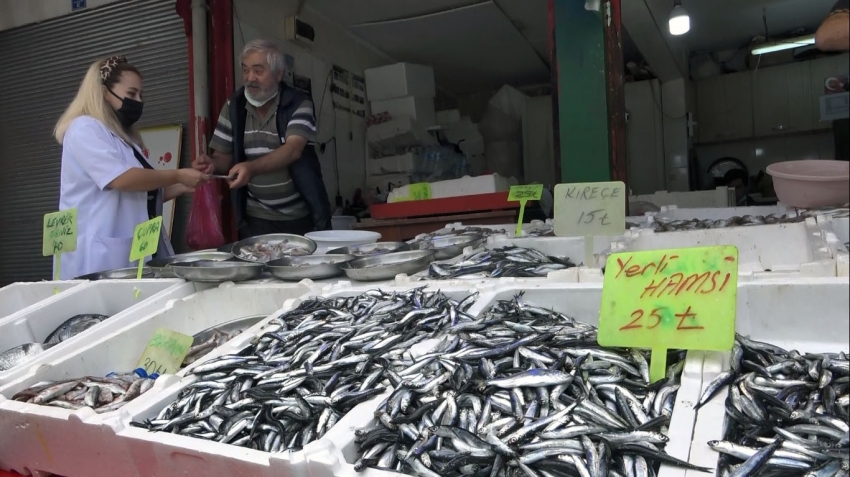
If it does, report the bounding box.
[388,183,432,203]
[598,246,739,382]
[130,216,162,262]
[554,181,626,266]
[135,327,194,376]
[508,184,544,237]
[43,208,78,286]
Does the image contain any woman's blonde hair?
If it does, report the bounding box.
[54,57,143,145]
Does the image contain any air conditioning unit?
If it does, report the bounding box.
[284,16,315,46]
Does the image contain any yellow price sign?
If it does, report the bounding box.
[43,208,78,285]
[389,183,432,203]
[135,327,194,376]
[130,216,163,263]
[598,246,739,382]
[507,185,544,236]
[554,181,626,266]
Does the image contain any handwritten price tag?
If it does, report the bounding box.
[130,216,162,262]
[508,184,544,202]
[135,327,194,376]
[554,181,626,237]
[598,246,739,382]
[43,209,78,257]
[388,183,432,203]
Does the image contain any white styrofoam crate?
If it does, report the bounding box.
[0,279,190,387]
[112,282,480,477]
[368,152,417,176]
[630,187,735,209]
[686,277,850,476]
[301,283,705,477]
[365,62,435,101]
[818,215,849,276]
[609,218,837,277]
[654,204,796,221]
[0,281,86,322]
[366,117,437,150]
[387,173,514,203]
[0,282,316,477]
[370,96,436,126]
[486,234,622,268]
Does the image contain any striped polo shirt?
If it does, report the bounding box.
[209,94,317,221]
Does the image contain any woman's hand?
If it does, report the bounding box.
[177,168,210,188]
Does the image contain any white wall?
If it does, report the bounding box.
[231,0,393,208]
[661,78,695,192]
[624,80,666,195]
[0,0,122,31]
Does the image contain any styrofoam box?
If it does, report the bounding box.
[630,187,735,209]
[0,279,189,387]
[686,277,850,476]
[300,282,706,477]
[364,62,435,101]
[370,96,436,126]
[486,233,623,268]
[366,117,437,150]
[0,281,85,322]
[0,282,316,477]
[609,218,837,277]
[112,281,481,477]
[654,204,796,221]
[366,172,410,190]
[818,215,849,276]
[387,173,514,203]
[368,152,417,176]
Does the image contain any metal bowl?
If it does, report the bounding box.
[149,251,235,278]
[339,250,436,282]
[326,242,410,257]
[406,234,484,260]
[266,254,355,281]
[74,267,156,280]
[217,242,236,253]
[170,260,265,283]
[231,234,317,263]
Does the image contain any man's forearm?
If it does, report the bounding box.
[211,151,233,175]
[816,13,850,51]
[247,144,303,176]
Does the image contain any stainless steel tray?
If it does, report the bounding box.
[339,250,436,282]
[170,260,265,283]
[75,267,156,280]
[149,251,235,278]
[266,254,355,281]
[406,234,484,260]
[231,234,317,263]
[326,242,410,257]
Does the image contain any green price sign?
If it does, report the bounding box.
[43,208,78,257]
[389,183,432,203]
[507,184,544,237]
[598,245,739,382]
[135,327,194,376]
[130,216,162,263]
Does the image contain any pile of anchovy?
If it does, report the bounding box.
[428,247,576,280]
[648,214,804,232]
[132,288,479,452]
[693,335,850,476]
[12,370,156,413]
[354,294,711,476]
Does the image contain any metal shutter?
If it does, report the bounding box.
[0,0,191,286]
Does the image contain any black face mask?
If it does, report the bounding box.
[109,89,143,128]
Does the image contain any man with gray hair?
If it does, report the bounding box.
[193,39,332,237]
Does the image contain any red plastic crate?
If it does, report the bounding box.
[369,192,519,219]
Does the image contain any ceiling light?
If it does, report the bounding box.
[669,0,690,36]
[751,34,816,55]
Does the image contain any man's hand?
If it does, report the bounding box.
[227,162,253,189]
[192,154,215,174]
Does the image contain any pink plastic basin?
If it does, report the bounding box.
[766,160,849,208]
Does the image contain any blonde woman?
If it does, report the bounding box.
[54,55,208,279]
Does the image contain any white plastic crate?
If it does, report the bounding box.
[0,281,85,322]
[0,279,189,387]
[609,218,836,277]
[113,282,481,477]
[0,282,315,477]
[685,277,850,476]
[368,152,417,176]
[818,215,849,276]
[300,283,705,477]
[630,187,735,209]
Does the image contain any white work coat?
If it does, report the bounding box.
[57,116,173,279]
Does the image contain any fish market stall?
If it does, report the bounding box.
[0,281,315,477]
[0,279,189,387]
[0,280,85,322]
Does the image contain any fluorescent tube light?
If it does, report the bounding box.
[751,35,816,55]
